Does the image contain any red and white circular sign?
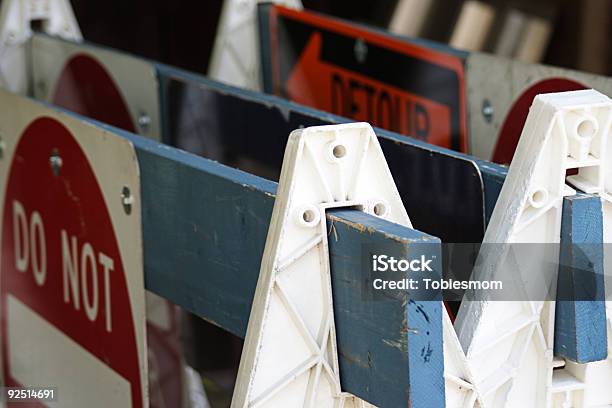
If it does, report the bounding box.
[0,114,145,407]
[49,50,186,408]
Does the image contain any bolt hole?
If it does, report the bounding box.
[297,205,320,227]
[333,144,346,158]
[530,189,548,208]
[372,202,388,217]
[303,209,316,223]
[576,118,597,138]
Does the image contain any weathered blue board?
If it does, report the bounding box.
[329,210,444,407]
[555,194,607,363]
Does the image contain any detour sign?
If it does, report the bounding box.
[262,5,467,152]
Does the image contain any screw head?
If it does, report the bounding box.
[138,112,151,133]
[121,186,133,215]
[354,39,368,63]
[482,99,494,123]
[49,149,62,176]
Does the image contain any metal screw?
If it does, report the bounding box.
[49,149,62,176]
[482,99,494,123]
[138,112,151,133]
[121,186,133,215]
[354,38,367,64]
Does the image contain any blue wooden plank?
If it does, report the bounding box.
[555,193,607,363]
[329,209,444,408]
[118,130,444,408]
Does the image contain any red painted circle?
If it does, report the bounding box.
[53,54,136,133]
[1,117,143,407]
[492,78,586,164]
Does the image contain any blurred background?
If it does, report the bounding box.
[70,0,611,78]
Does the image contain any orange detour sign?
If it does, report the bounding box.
[260,5,467,152]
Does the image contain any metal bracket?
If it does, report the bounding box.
[455,89,612,407]
[0,0,81,93]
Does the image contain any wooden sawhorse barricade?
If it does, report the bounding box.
[0,2,610,406]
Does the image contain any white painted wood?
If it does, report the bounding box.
[0,0,81,93]
[455,89,612,407]
[208,0,302,91]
